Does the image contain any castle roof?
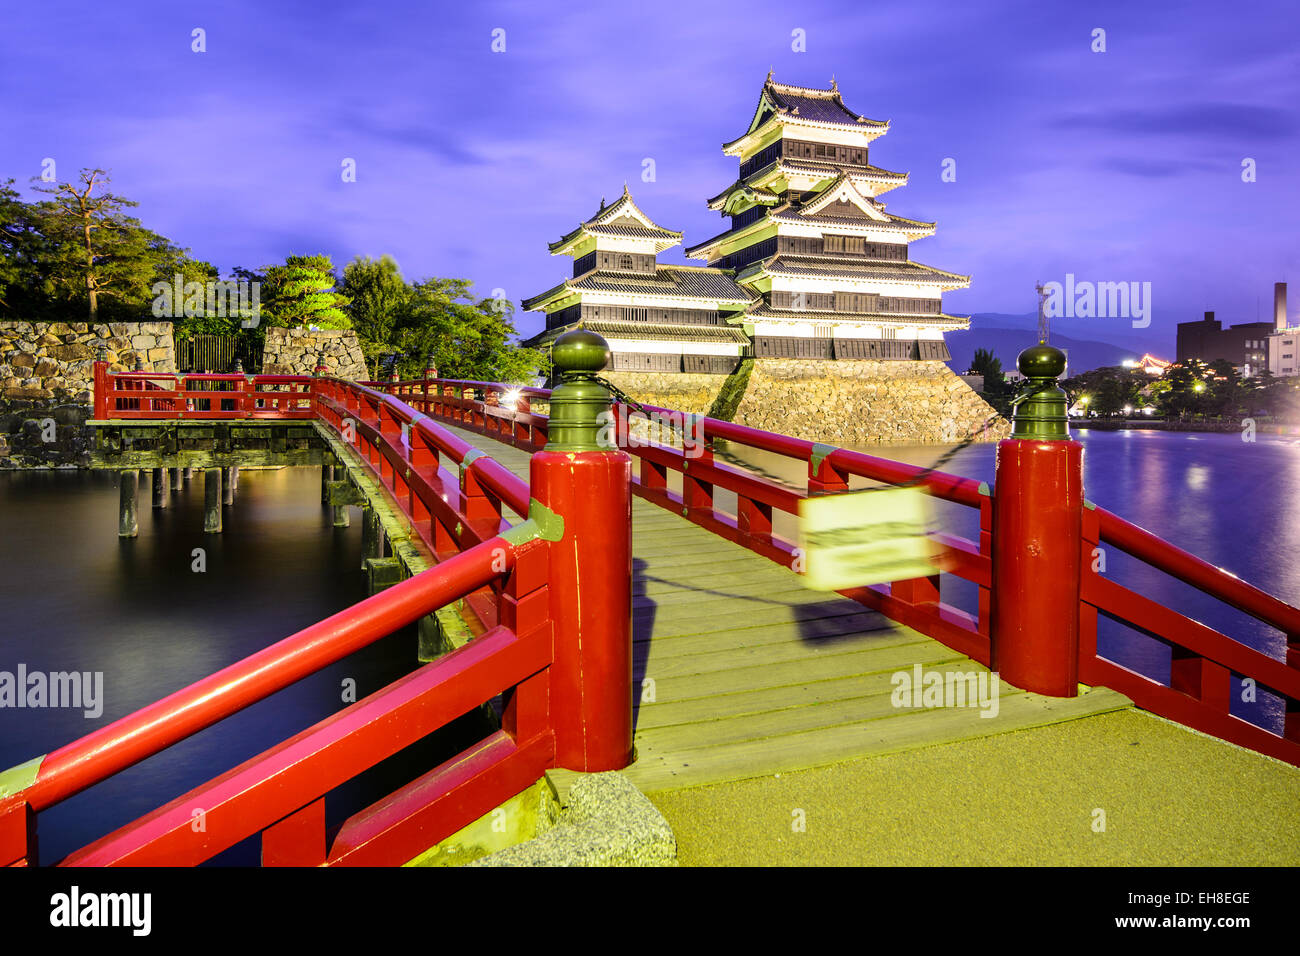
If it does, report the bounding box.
[547,186,683,255]
[723,75,889,154]
[521,264,752,311]
[737,256,970,289]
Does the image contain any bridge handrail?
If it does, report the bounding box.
[1094,506,1300,640]
[317,378,531,520]
[0,536,520,830]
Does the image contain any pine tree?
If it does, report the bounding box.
[262,254,351,329]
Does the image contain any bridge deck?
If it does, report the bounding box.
[444,426,1131,794]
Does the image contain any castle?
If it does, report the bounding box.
[523,74,1007,445]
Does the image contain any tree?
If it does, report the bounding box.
[968,347,1003,380]
[339,255,409,372]
[0,178,41,314]
[388,277,546,382]
[30,169,155,321]
[967,347,1015,417]
[260,255,351,329]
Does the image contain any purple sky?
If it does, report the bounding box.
[2,0,1296,353]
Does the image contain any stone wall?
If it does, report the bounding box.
[262,328,367,379]
[0,320,175,403]
[598,371,731,417]
[730,359,1010,444]
[0,402,94,468]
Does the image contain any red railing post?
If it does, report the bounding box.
[529,331,633,771]
[93,360,109,419]
[991,345,1082,698]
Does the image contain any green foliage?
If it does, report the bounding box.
[968,347,1003,380]
[967,347,1016,417]
[1061,360,1300,422]
[260,255,351,329]
[0,165,542,384]
[338,254,409,369]
[343,271,545,384]
[1062,365,1149,417]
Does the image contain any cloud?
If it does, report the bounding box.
[1052,104,1296,141]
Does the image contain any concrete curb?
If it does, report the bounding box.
[469,771,677,867]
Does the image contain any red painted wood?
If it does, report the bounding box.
[990,439,1084,697]
[11,537,515,816]
[0,800,35,867]
[531,448,633,771]
[262,797,326,867]
[1083,577,1300,702]
[60,625,551,866]
[327,732,554,866]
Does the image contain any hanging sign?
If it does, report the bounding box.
[797,487,940,591]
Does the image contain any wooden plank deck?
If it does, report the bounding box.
[439,426,1131,796]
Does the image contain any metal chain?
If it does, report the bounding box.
[591,374,1057,494]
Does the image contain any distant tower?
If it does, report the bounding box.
[1036,281,1049,343]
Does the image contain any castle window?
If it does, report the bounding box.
[619,254,634,270]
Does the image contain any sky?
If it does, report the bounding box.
[1,0,1297,354]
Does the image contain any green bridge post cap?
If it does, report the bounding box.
[546,330,614,452]
[1012,343,1070,441]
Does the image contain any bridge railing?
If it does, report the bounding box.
[363,377,550,451]
[5,354,633,866]
[400,370,1300,767]
[0,533,555,866]
[314,377,533,632]
[92,365,315,420]
[1081,506,1300,766]
[368,375,992,664]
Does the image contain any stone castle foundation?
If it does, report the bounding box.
[730,359,1009,444]
[604,360,1010,445]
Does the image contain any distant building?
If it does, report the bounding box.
[685,73,970,361]
[1267,283,1298,378]
[1176,311,1272,376]
[521,187,752,374]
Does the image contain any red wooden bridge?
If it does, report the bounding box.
[2,333,1297,866]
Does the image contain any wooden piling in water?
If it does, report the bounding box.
[321,463,334,504]
[170,467,182,492]
[204,468,222,533]
[222,467,234,505]
[152,468,168,509]
[119,470,138,538]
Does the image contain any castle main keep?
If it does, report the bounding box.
[523,74,1008,445]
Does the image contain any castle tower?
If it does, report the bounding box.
[686,74,971,361]
[522,187,752,386]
